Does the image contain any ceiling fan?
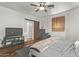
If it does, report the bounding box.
[30,2,54,12]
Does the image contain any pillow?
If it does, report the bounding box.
[74,41,79,57]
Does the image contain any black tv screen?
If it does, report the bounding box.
[5,28,23,37]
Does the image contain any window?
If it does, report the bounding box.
[52,16,65,32]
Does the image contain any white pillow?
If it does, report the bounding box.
[74,41,79,57]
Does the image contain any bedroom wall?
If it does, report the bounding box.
[0,6,37,42]
[40,12,69,39]
[40,7,79,40]
[66,7,79,40]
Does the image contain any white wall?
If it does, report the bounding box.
[0,6,36,41]
[40,12,68,39]
[66,7,79,40]
[40,7,79,40]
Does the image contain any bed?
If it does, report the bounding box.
[29,36,79,57]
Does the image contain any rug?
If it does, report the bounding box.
[15,46,30,57]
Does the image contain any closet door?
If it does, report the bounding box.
[34,21,40,42]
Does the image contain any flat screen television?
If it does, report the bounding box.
[5,28,23,37]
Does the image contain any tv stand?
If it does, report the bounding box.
[2,36,24,47]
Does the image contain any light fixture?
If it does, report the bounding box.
[39,7,45,10]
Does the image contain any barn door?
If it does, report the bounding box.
[34,21,40,42]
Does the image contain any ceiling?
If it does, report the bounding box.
[0,2,79,17]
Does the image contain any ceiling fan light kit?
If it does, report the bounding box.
[39,7,45,10]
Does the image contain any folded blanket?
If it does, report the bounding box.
[30,36,60,53]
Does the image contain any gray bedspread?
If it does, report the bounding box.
[29,37,79,57]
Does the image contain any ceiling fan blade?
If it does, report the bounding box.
[30,4,39,6]
[35,9,39,12]
[47,5,54,8]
